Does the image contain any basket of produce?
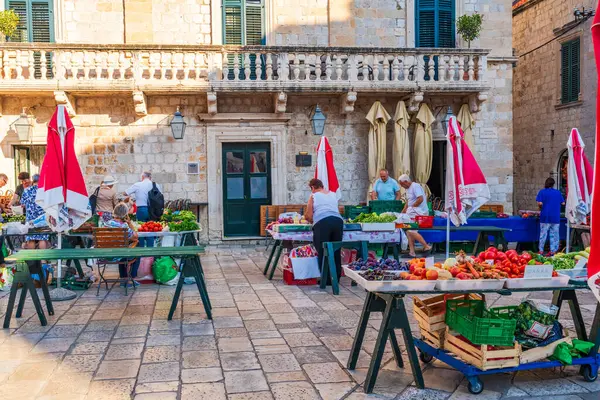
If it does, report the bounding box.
[437,251,507,290]
[369,200,404,214]
[160,209,200,232]
[344,205,371,220]
[445,298,517,347]
[281,244,319,285]
[351,212,397,231]
[444,328,521,370]
[415,215,434,228]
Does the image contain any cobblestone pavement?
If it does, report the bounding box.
[0,246,599,399]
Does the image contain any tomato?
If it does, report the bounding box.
[478,252,486,260]
[521,252,533,262]
[487,247,498,253]
[495,252,507,261]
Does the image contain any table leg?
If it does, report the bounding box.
[382,244,389,259]
[348,292,382,369]
[192,256,212,318]
[268,243,284,280]
[388,331,404,369]
[3,283,19,329]
[38,270,54,316]
[327,244,340,295]
[589,303,600,354]
[320,251,329,290]
[364,298,395,393]
[15,284,28,318]
[396,297,424,389]
[552,289,588,341]
[27,276,47,326]
[496,232,508,252]
[473,232,483,255]
[168,261,186,321]
[263,239,280,275]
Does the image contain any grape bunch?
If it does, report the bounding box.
[348,258,408,272]
[360,270,403,281]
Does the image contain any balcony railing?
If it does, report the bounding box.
[0,44,490,93]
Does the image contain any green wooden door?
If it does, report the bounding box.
[222,143,271,237]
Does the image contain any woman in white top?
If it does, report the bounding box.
[305,178,344,283]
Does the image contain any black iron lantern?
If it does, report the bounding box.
[170,107,186,140]
[311,105,326,136]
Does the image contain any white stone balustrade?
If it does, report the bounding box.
[0,44,490,94]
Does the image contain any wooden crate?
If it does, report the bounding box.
[277,204,306,215]
[480,204,504,214]
[444,328,520,371]
[260,205,279,237]
[520,328,571,364]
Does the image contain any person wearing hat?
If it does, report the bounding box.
[9,171,32,207]
[95,175,119,222]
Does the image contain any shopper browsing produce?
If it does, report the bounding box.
[536,177,565,256]
[305,178,343,283]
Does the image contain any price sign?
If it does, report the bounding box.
[485,259,495,266]
[524,265,553,279]
[425,257,435,268]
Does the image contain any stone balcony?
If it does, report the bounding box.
[0,43,491,114]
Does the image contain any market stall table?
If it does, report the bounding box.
[3,246,210,329]
[569,224,590,251]
[347,282,600,394]
[263,229,402,281]
[407,225,511,254]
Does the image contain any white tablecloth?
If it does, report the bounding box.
[267,229,401,244]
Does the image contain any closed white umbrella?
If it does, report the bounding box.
[392,101,411,181]
[366,101,390,200]
[414,104,434,197]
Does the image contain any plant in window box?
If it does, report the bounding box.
[0,10,19,42]
[457,13,483,49]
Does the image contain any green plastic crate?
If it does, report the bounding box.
[471,211,498,219]
[449,242,475,254]
[370,200,405,214]
[445,299,517,347]
[344,205,371,220]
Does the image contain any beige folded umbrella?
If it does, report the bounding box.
[366,101,391,199]
[457,104,475,148]
[414,103,434,197]
[393,101,411,181]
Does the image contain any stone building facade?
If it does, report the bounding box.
[513,0,597,211]
[0,0,514,242]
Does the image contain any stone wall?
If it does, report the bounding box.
[512,0,596,211]
[62,0,125,43]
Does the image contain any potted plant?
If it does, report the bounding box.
[0,10,19,42]
[457,13,483,48]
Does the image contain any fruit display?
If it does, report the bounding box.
[347,258,408,272]
[1,213,25,223]
[470,247,561,279]
[528,248,589,271]
[266,215,309,231]
[138,221,165,232]
[350,212,397,223]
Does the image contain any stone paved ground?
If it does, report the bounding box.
[1,246,599,400]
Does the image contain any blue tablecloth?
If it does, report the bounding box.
[419,217,567,244]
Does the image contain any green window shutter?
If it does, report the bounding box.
[224,3,243,45]
[570,38,580,102]
[561,38,581,104]
[245,1,264,45]
[416,0,455,47]
[7,1,29,42]
[31,0,52,42]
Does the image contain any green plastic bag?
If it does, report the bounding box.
[1,242,8,258]
[152,257,178,284]
[572,339,595,356]
[553,342,573,365]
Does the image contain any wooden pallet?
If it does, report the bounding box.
[444,328,520,371]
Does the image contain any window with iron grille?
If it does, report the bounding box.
[416,0,455,47]
[561,38,581,104]
[5,0,54,79]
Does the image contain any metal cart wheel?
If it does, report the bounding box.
[582,365,598,382]
[467,378,484,395]
[419,351,433,364]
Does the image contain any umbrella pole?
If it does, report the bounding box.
[566,221,570,254]
[49,232,76,301]
[446,214,450,260]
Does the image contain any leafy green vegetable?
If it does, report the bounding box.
[351,212,396,223]
[551,256,577,270]
[168,220,199,232]
[161,209,197,223]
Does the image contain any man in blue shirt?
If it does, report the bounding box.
[371,169,401,201]
[536,177,565,255]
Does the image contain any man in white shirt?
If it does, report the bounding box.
[124,171,158,223]
[398,174,429,217]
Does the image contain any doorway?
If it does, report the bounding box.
[14,145,46,181]
[222,143,272,237]
[427,140,447,201]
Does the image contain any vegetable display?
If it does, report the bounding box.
[1,213,25,223]
[138,221,164,232]
[351,212,396,223]
[348,258,408,272]
[168,220,199,232]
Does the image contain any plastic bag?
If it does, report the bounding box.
[553,342,573,365]
[5,222,28,235]
[572,339,594,356]
[163,272,180,286]
[152,257,178,284]
[0,265,15,291]
[137,257,154,278]
[514,300,558,340]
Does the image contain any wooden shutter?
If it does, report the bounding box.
[438,0,455,48]
[416,0,435,47]
[31,1,52,42]
[245,0,264,45]
[416,0,455,47]
[570,38,580,102]
[561,38,581,104]
[7,1,28,42]
[224,2,243,45]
